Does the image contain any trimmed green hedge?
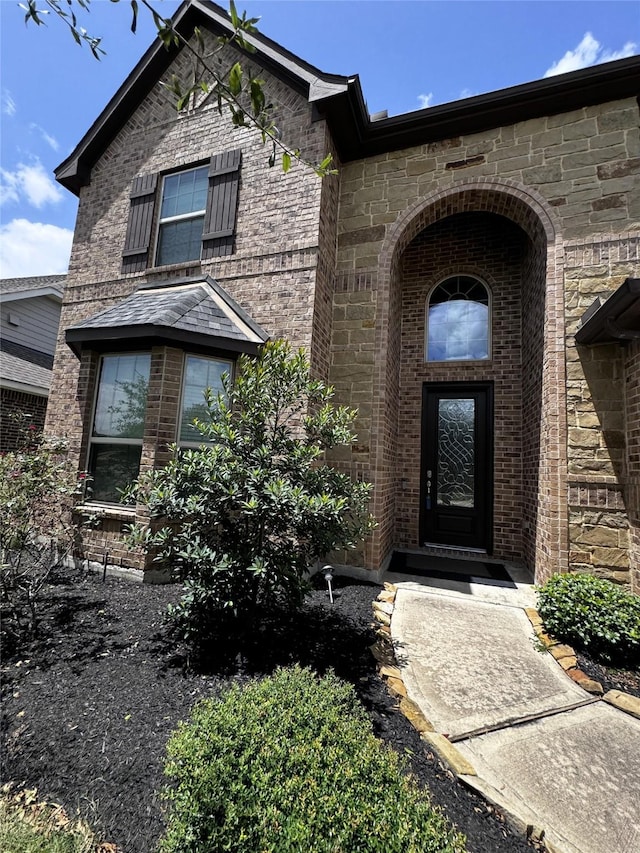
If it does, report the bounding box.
[537,573,640,666]
[160,666,465,853]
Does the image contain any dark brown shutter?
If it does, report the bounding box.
[121,173,158,273]
[201,149,242,259]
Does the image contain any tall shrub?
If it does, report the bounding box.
[127,341,375,638]
[0,421,82,644]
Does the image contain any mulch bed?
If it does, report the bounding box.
[2,569,545,852]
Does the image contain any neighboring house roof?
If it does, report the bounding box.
[0,275,64,397]
[0,340,54,397]
[0,274,65,302]
[575,278,640,345]
[65,275,269,356]
[55,0,640,194]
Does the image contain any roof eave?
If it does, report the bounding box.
[54,0,351,195]
[65,324,264,358]
[575,278,640,345]
[318,55,640,162]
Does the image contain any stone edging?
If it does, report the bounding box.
[369,582,640,852]
[523,607,640,720]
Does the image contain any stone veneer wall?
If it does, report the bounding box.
[564,234,640,587]
[332,96,638,581]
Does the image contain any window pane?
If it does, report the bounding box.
[93,354,151,438]
[428,301,489,361]
[427,277,490,362]
[156,216,205,266]
[160,167,208,218]
[87,444,143,503]
[180,356,230,443]
[437,398,475,508]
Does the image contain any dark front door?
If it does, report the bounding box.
[420,383,493,551]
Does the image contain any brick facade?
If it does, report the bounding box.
[1,388,48,451]
[45,8,640,588]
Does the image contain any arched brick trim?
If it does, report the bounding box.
[368,179,567,581]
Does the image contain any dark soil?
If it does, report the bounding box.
[2,570,542,853]
[576,651,640,698]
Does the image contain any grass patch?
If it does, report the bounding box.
[0,785,108,853]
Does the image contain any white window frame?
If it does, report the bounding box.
[86,352,151,505]
[177,353,235,448]
[155,164,209,267]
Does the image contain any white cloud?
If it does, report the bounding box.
[2,90,16,116]
[0,219,72,277]
[30,123,60,152]
[459,88,478,100]
[417,92,434,109]
[545,32,637,77]
[0,160,63,208]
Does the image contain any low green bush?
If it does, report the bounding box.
[161,666,465,853]
[537,573,640,666]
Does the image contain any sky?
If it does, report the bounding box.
[0,0,638,278]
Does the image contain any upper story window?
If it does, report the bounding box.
[121,149,242,274]
[87,353,151,503]
[156,166,209,266]
[179,354,233,445]
[426,276,490,362]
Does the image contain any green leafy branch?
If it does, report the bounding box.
[20,0,337,177]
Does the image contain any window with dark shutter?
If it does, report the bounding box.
[121,174,158,274]
[202,149,242,259]
[121,150,242,272]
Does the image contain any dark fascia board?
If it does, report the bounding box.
[65,323,264,359]
[318,55,640,162]
[54,0,351,195]
[55,0,640,192]
[575,278,640,345]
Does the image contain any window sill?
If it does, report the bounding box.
[145,261,203,278]
[74,503,137,522]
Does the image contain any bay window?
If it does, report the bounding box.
[88,353,151,503]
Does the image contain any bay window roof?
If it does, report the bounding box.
[65,275,268,356]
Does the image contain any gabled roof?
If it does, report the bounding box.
[0,274,65,302]
[55,0,640,194]
[65,275,269,356]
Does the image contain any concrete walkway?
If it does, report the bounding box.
[388,571,640,853]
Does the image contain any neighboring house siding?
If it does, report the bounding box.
[1,295,61,356]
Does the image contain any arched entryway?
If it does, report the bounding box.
[369,179,566,582]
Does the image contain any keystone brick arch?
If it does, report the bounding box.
[369,178,568,582]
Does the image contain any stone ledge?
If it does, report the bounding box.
[74,503,136,522]
[604,689,640,719]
